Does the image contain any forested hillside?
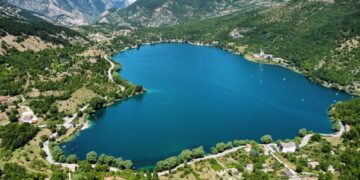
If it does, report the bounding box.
[137,0,360,93]
[105,0,283,27]
[0,3,142,177]
[0,2,84,54]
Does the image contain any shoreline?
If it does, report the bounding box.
[125,39,359,96]
[48,40,357,172]
[157,121,346,176]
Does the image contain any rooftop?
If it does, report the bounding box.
[279,142,296,148]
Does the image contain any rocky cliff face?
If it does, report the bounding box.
[5,0,136,26]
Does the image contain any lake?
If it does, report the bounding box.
[62,43,351,168]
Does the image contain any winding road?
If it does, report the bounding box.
[299,121,345,148]
[104,55,125,92]
[299,134,314,148]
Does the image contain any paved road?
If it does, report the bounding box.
[42,141,59,165]
[320,121,345,138]
[299,134,314,148]
[104,55,125,92]
[158,146,245,176]
[300,121,345,148]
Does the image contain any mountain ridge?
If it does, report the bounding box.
[4,0,136,26]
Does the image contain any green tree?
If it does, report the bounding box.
[40,135,49,142]
[97,154,115,165]
[123,160,133,169]
[211,142,227,154]
[332,121,340,132]
[298,128,307,137]
[89,97,106,110]
[2,163,27,179]
[191,146,205,158]
[0,104,7,112]
[51,171,66,180]
[7,109,19,123]
[311,134,322,142]
[95,164,109,172]
[295,165,303,173]
[0,123,39,150]
[57,126,67,136]
[178,149,192,163]
[86,151,98,163]
[153,170,160,180]
[77,161,92,172]
[66,154,78,163]
[261,135,273,144]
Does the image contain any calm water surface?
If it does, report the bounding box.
[63,43,351,168]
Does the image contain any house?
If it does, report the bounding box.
[246,163,253,173]
[253,49,274,60]
[259,49,265,56]
[20,112,33,123]
[279,142,297,153]
[65,164,78,172]
[50,132,59,139]
[309,161,319,169]
[345,124,351,132]
[0,96,9,103]
[245,144,252,152]
[229,168,239,175]
[89,58,97,63]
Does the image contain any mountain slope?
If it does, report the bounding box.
[5,0,136,26]
[0,2,83,54]
[104,0,282,27]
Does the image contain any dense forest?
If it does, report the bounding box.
[0,123,39,150]
[330,98,360,178]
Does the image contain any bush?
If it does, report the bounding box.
[298,128,307,137]
[311,134,322,142]
[40,135,48,142]
[89,97,106,110]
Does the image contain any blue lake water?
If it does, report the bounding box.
[62,43,351,168]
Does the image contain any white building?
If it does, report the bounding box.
[246,164,254,173]
[253,49,274,60]
[309,161,319,169]
[279,142,296,153]
[20,112,33,123]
